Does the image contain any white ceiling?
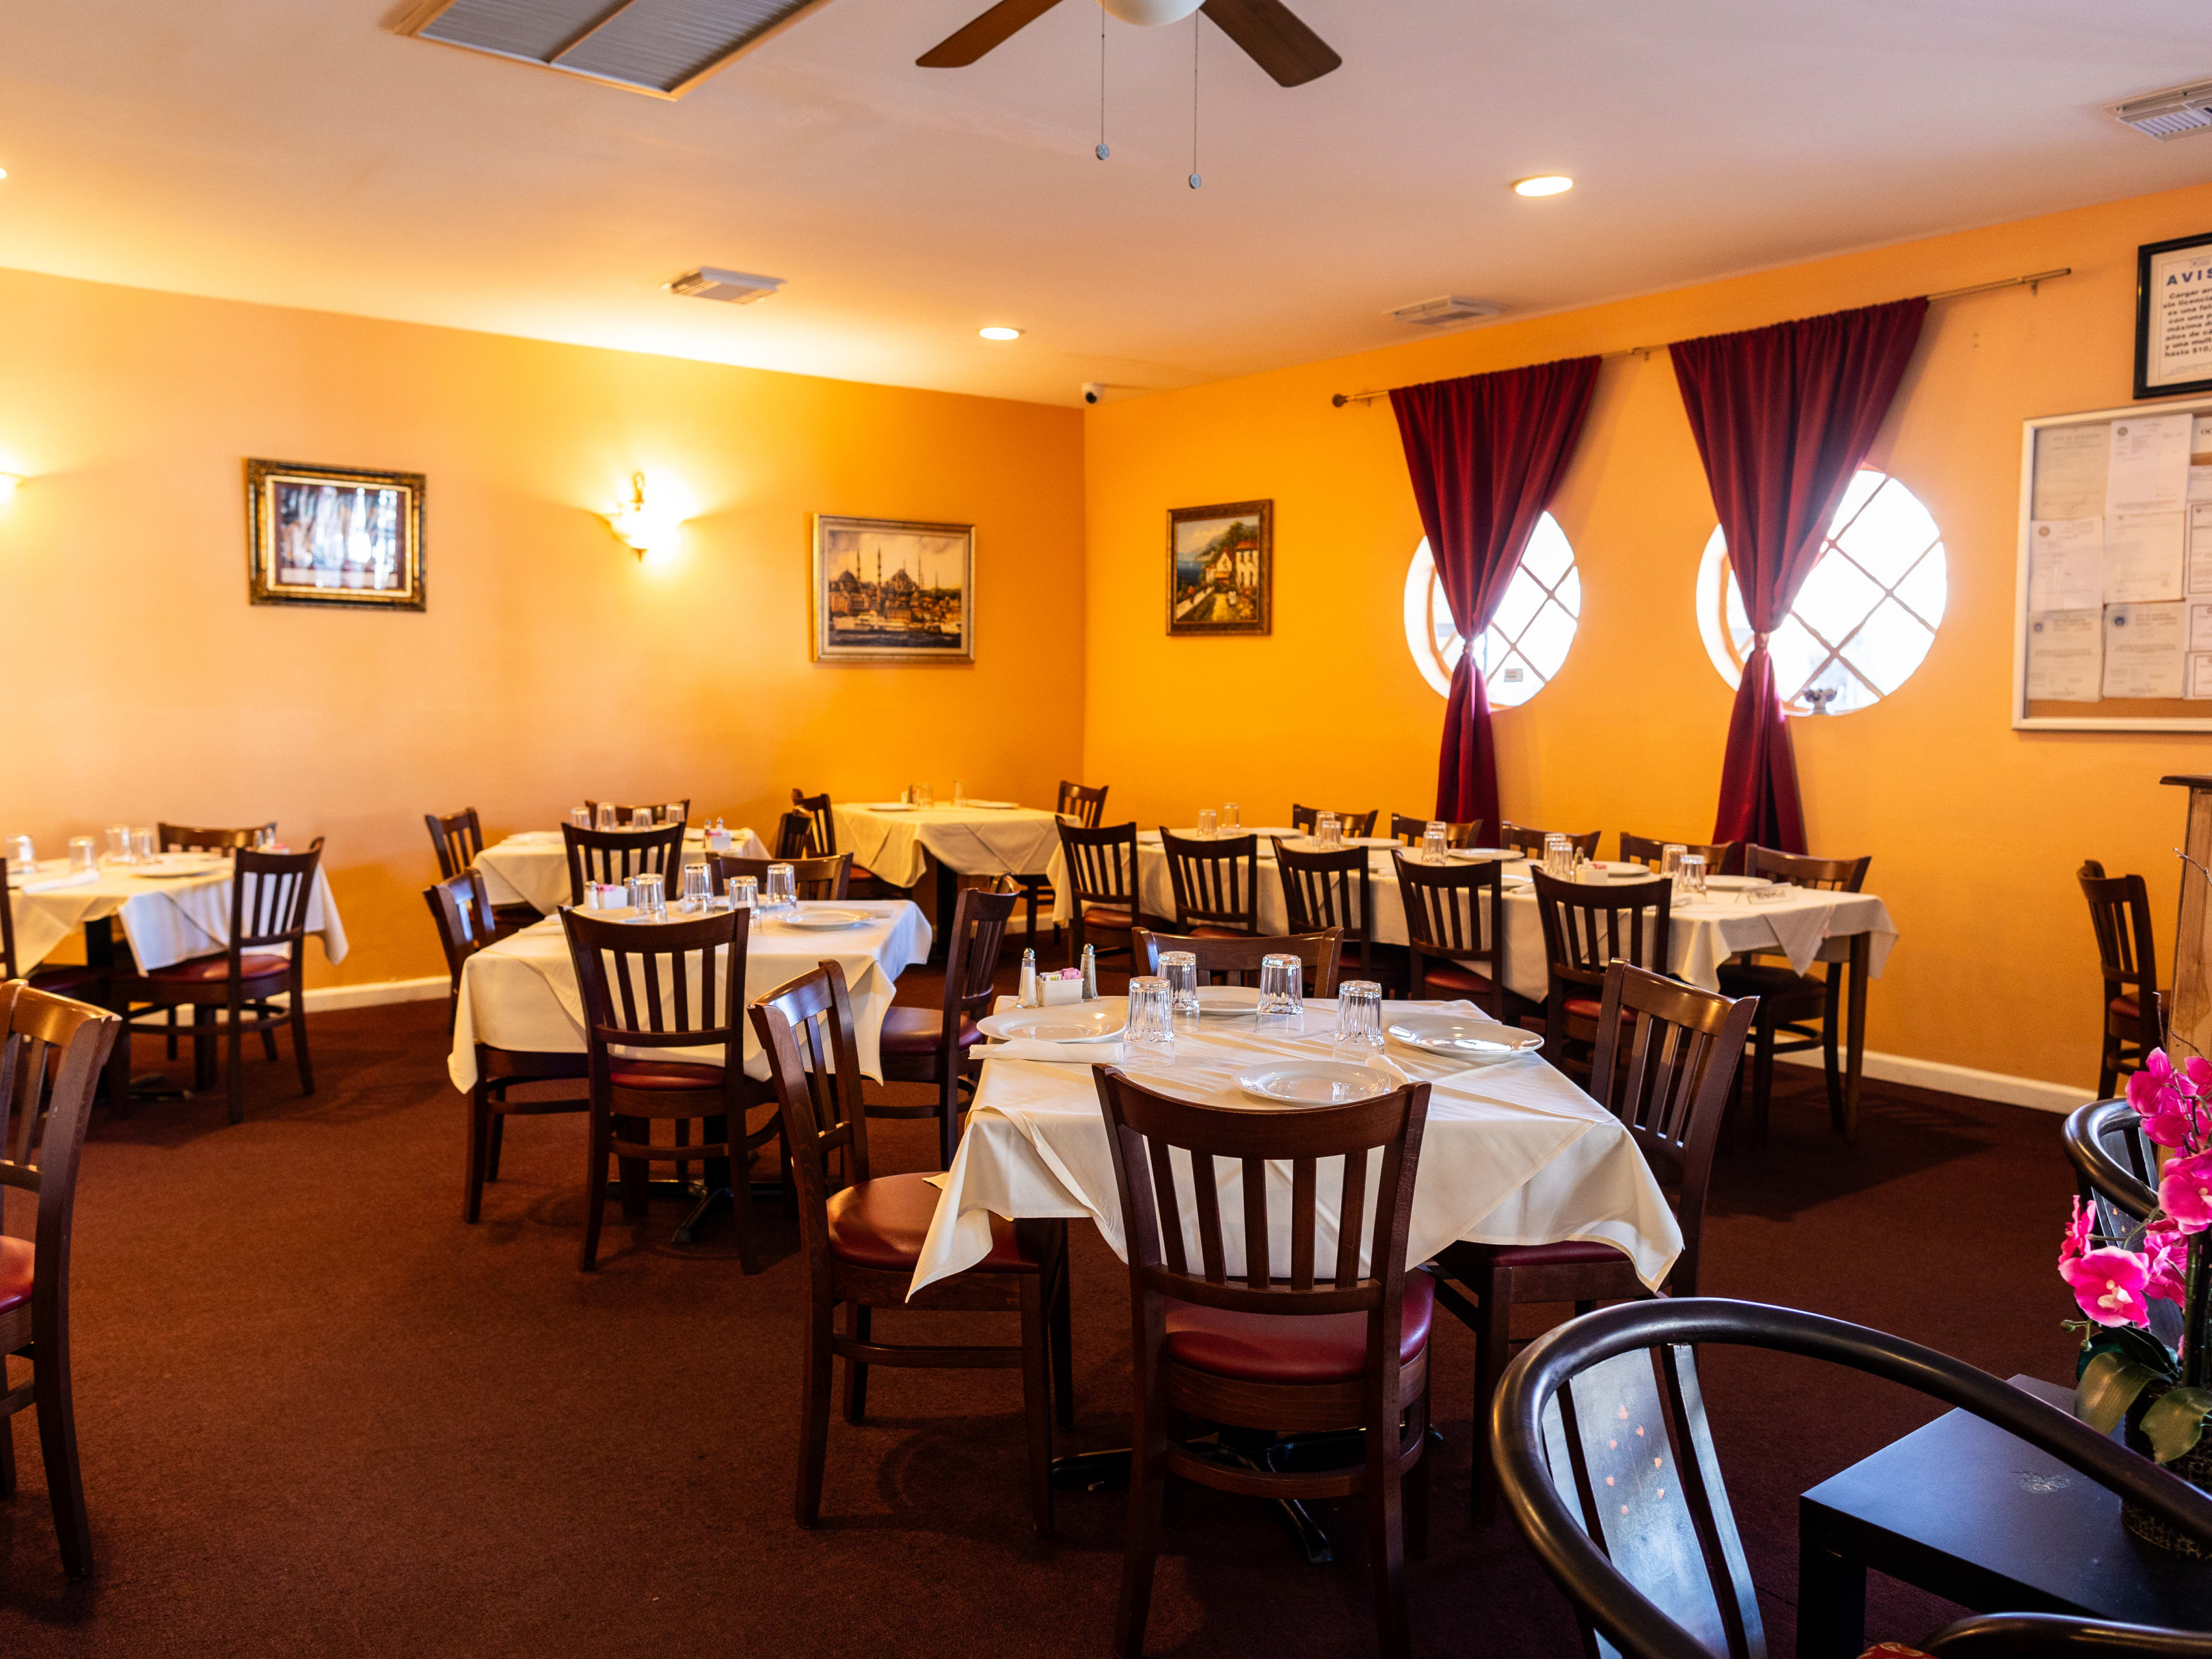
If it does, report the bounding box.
[2,0,2211,406]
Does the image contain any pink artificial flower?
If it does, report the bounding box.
[2061,1196,2096,1267]
[2186,1055,2212,1092]
[2161,1150,2212,1234]
[2060,1248,2153,1327]
[2145,1217,2191,1306]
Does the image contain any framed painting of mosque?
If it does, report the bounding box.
[812,515,975,664]
[1168,499,1272,636]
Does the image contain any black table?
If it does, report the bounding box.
[1798,1374,2212,1658]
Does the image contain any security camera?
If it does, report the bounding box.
[1082,382,1104,405]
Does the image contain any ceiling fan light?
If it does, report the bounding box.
[1097,0,1204,25]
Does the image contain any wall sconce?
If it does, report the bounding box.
[603,471,683,562]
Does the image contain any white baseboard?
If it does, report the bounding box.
[1775,1046,2090,1115]
[296,976,449,1013]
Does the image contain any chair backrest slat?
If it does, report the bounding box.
[561,822,687,906]
[1393,851,1505,1001]
[1056,780,1109,828]
[790,790,837,856]
[422,870,497,1014]
[560,908,747,1062]
[232,843,323,955]
[425,808,487,880]
[1060,820,1139,907]
[1530,870,1672,998]
[1274,840,1370,948]
[2078,858,2160,998]
[1160,829,1260,934]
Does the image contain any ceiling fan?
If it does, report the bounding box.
[919,0,1341,88]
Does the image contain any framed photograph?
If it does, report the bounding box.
[812,515,974,663]
[246,459,425,609]
[2135,232,2212,400]
[1168,499,1272,636]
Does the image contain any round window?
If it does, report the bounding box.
[1694,470,1946,715]
[1402,513,1581,707]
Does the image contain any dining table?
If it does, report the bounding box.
[8,853,350,974]
[831,800,1063,960]
[472,825,768,916]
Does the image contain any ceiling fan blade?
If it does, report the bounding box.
[916,0,1069,67]
[1198,0,1340,86]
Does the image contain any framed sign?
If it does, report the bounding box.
[245,459,425,609]
[2135,232,2212,401]
[811,515,974,663]
[1167,499,1272,636]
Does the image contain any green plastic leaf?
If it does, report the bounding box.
[2077,1353,2161,1434]
[2141,1385,2212,1464]
[2078,1322,2179,1380]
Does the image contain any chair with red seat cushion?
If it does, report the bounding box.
[1092,1061,1435,1659]
[1527,866,1673,1082]
[111,841,325,1126]
[1393,849,1508,1019]
[559,904,778,1272]
[2078,859,2164,1101]
[877,885,1013,1168]
[1059,819,1143,972]
[752,960,1069,1536]
[1434,960,1756,1525]
[1275,839,1385,991]
[1159,827,1262,938]
[0,981,122,1579]
[1131,925,1342,998]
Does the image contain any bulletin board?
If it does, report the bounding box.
[2014,395,2212,730]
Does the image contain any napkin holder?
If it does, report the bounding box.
[706,829,733,853]
[1035,972,1086,1007]
[584,882,630,911]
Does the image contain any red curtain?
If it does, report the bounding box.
[1669,298,1927,855]
[1391,357,1600,830]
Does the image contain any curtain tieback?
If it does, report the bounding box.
[1751,631,1771,649]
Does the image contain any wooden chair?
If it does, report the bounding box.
[1159,828,1261,937]
[1060,820,1143,972]
[707,850,851,903]
[1389,815,1483,849]
[2080,859,2165,1099]
[1131,926,1343,998]
[0,982,122,1580]
[559,821,686,907]
[1492,1299,2212,1659]
[559,906,779,1273]
[0,868,102,1004]
[1499,823,1600,859]
[791,789,886,892]
[1274,839,1382,988]
[1526,868,1673,1079]
[1434,961,1756,1524]
[1392,851,1507,1018]
[772,811,813,860]
[1616,832,1734,873]
[1290,804,1380,838]
[112,842,324,1124]
[751,961,1069,1535]
[424,872,588,1222]
[158,822,275,851]
[1056,780,1109,827]
[1092,1063,1435,1658]
[1717,844,1873,1142]
[425,808,536,933]
[878,886,1013,1169]
[585,798,690,825]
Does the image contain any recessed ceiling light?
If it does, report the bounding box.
[978,325,1022,341]
[1513,175,1573,197]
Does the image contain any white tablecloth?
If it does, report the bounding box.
[9,859,349,973]
[473,827,768,915]
[910,997,1680,1299]
[1046,835,1898,998]
[446,899,933,1090]
[831,804,1062,891]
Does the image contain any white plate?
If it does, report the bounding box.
[976,1000,1127,1043]
[780,907,874,930]
[131,858,227,880]
[1194,985,1263,1017]
[1234,1061,1392,1107]
[1701,874,1773,892]
[1385,1012,1543,1062]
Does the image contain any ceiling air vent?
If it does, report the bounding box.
[2108,79,2212,141]
[1389,296,1504,328]
[667,267,784,304]
[396,0,833,99]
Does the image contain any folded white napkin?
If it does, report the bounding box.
[983,1039,1128,1064]
[20,868,98,895]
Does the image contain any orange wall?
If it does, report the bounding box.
[1082,179,2212,1092]
[0,268,1085,987]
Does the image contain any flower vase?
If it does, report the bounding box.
[2124,1378,2212,1557]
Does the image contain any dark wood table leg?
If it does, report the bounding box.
[1840,934,1869,1144]
[1797,1503,1867,1659]
[931,856,956,967]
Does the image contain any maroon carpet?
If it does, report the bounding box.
[0,980,2082,1656]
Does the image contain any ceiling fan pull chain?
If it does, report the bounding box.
[1096,5,1110,160]
[1188,11,1202,188]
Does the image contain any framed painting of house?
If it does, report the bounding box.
[1168,500,1272,636]
[812,515,975,663]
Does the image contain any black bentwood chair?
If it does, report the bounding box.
[1491,1298,2212,1659]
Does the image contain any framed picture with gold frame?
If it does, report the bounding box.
[1168,499,1272,635]
[246,459,426,609]
[811,514,975,663]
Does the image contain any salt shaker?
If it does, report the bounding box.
[1080,944,1098,1001]
[1019,948,1038,1007]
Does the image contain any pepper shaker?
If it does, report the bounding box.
[1019,947,1038,1007]
[1080,944,1098,1001]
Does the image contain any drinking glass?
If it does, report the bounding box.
[106,825,131,864]
[764,863,798,912]
[1196,808,1218,839]
[594,804,616,831]
[69,836,97,874]
[1332,980,1385,1053]
[1426,820,1447,844]
[132,828,157,863]
[680,863,714,911]
[1676,853,1707,900]
[1544,834,1574,880]
[1256,954,1304,1034]
[953,779,967,808]
[5,836,31,873]
[1125,977,1176,1060]
[570,807,590,829]
[1317,812,1342,851]
[729,876,759,911]
[1661,843,1687,878]
[628,872,666,920]
[664,803,685,825]
[1421,828,1448,864]
[1222,802,1240,832]
[630,808,654,830]
[1158,950,1200,1029]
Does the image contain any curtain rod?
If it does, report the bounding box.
[1327,267,2073,408]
